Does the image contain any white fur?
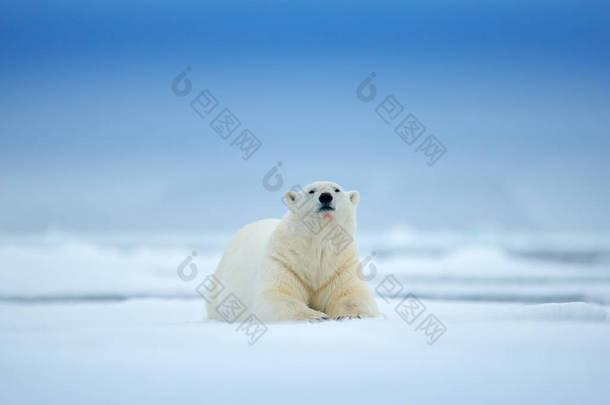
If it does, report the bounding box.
[207,181,378,322]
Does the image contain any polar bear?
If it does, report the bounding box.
[206,181,378,322]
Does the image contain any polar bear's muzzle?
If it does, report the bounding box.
[318,204,335,212]
[317,192,335,212]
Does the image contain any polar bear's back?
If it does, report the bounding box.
[207,218,280,320]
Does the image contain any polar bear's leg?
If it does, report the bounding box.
[255,260,328,322]
[257,290,328,322]
[323,274,379,319]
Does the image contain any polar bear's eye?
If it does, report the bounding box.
[335,188,340,192]
[308,190,315,194]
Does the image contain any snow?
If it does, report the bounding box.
[1,230,609,404]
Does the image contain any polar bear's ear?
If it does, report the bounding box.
[283,190,298,207]
[349,190,360,205]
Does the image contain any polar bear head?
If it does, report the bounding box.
[283,181,360,234]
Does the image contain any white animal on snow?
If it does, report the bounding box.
[207,181,378,322]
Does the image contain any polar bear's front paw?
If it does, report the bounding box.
[334,315,361,321]
[308,315,330,323]
[297,309,329,322]
[328,297,378,320]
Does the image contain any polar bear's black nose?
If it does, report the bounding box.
[319,192,333,204]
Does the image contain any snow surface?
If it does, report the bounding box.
[1,230,609,404]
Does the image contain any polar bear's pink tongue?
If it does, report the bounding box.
[323,213,332,219]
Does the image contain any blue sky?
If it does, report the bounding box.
[1,0,609,232]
